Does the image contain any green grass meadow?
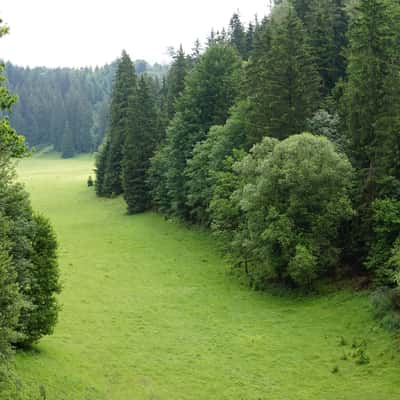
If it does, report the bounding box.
[13,154,400,399]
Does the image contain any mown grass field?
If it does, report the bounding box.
[13,154,400,399]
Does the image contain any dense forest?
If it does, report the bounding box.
[2,61,168,157]
[96,0,400,325]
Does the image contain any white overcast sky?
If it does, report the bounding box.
[0,0,269,68]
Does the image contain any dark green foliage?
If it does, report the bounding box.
[245,3,320,141]
[370,288,400,331]
[61,122,74,158]
[122,76,158,214]
[17,214,60,346]
[341,0,400,270]
[291,0,311,19]
[0,25,24,385]
[98,51,137,197]
[165,46,190,121]
[0,247,22,385]
[150,44,241,219]
[95,135,110,197]
[228,13,247,59]
[366,199,400,284]
[185,100,253,225]
[0,178,60,347]
[342,0,400,187]
[147,145,171,213]
[245,22,256,58]
[299,0,348,94]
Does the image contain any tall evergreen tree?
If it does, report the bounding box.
[246,2,320,140]
[191,38,202,62]
[228,13,247,58]
[95,134,110,196]
[245,22,256,57]
[166,46,189,121]
[302,0,348,94]
[341,0,400,264]
[291,0,311,19]
[122,76,158,214]
[100,51,137,196]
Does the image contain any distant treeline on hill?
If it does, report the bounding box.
[3,60,168,157]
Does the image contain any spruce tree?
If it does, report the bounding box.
[101,51,137,196]
[166,46,189,121]
[122,76,158,214]
[302,0,348,94]
[245,22,256,58]
[95,135,111,196]
[246,2,320,140]
[341,0,400,264]
[229,13,247,58]
[291,0,311,19]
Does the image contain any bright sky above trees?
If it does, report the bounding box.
[0,0,269,67]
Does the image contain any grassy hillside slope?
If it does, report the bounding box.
[14,154,400,399]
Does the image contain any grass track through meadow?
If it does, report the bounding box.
[14,155,400,399]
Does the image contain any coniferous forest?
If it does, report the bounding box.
[2,0,400,398]
[2,61,168,157]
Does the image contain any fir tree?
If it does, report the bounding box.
[191,38,202,61]
[228,13,247,58]
[95,134,110,196]
[302,0,348,94]
[101,51,137,196]
[341,0,400,265]
[166,46,189,121]
[246,2,320,140]
[122,76,158,214]
[245,22,256,57]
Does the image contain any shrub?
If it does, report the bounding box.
[371,287,400,331]
[87,176,94,187]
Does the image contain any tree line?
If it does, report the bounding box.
[95,0,400,316]
[0,21,61,398]
[3,61,168,158]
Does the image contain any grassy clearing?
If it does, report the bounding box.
[13,154,400,399]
